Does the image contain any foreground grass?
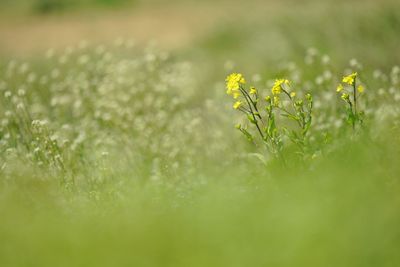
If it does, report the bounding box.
[1,136,400,266]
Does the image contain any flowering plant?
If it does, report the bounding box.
[336,72,365,129]
[225,73,313,159]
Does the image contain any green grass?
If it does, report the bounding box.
[1,0,400,266]
[1,136,400,266]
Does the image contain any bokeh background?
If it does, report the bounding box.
[1,0,399,66]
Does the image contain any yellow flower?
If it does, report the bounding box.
[226,73,246,95]
[273,96,280,106]
[341,93,350,101]
[342,72,357,85]
[233,101,243,110]
[290,92,296,98]
[265,95,271,102]
[357,85,365,93]
[249,87,257,95]
[336,84,344,92]
[271,79,290,95]
[232,91,241,99]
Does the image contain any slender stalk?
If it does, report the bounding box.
[277,106,303,128]
[240,86,262,120]
[347,100,355,130]
[240,88,264,140]
[353,77,357,114]
[281,88,292,100]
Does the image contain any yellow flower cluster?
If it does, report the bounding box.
[271,79,290,95]
[341,93,350,101]
[273,96,280,106]
[249,87,257,95]
[336,84,344,92]
[337,72,365,95]
[226,73,246,99]
[342,72,357,85]
[233,101,243,110]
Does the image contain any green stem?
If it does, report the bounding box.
[353,77,357,115]
[240,88,264,140]
[240,87,262,120]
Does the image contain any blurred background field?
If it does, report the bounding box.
[1,0,399,66]
[1,0,400,266]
